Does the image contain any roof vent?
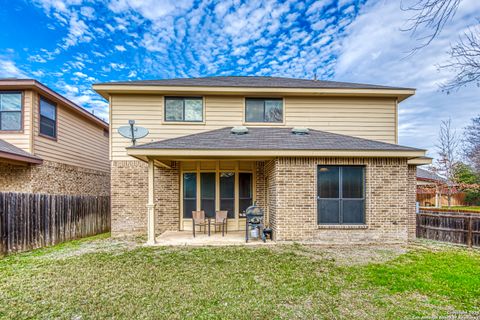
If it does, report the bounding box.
[231,126,249,135]
[292,127,309,135]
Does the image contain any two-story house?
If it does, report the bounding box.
[0,79,109,196]
[93,76,429,244]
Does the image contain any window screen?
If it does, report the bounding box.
[317,166,365,224]
[220,172,235,218]
[245,98,283,123]
[239,172,253,215]
[165,97,203,122]
[183,173,197,218]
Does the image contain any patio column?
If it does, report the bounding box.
[146,158,156,245]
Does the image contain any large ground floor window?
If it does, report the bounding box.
[182,171,253,219]
[317,165,365,224]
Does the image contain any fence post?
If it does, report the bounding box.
[467,217,473,248]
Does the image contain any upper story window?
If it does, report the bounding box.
[39,97,57,139]
[0,92,22,131]
[245,98,283,123]
[164,97,203,122]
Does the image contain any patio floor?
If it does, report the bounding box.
[152,230,275,246]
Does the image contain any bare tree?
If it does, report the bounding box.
[402,0,480,90]
[463,115,480,171]
[439,25,480,91]
[401,0,461,51]
[433,119,459,207]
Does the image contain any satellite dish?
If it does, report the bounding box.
[118,120,149,145]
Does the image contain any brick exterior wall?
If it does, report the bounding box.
[255,161,266,209]
[408,165,417,240]
[266,157,416,244]
[0,160,109,196]
[109,158,416,244]
[111,160,179,237]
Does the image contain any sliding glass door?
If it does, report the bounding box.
[181,166,254,230]
[220,172,235,218]
[201,173,216,218]
[183,173,196,219]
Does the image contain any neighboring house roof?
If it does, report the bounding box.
[96,76,413,90]
[416,167,446,182]
[0,139,43,164]
[128,127,424,159]
[0,79,109,130]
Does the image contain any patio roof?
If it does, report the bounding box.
[127,127,427,160]
[0,139,43,164]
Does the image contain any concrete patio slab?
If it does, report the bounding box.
[150,231,275,246]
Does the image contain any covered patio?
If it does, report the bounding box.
[125,127,429,245]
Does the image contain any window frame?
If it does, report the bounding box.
[39,96,58,140]
[317,165,366,225]
[243,97,285,125]
[163,96,204,124]
[0,91,24,133]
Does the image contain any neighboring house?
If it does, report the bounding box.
[93,76,430,244]
[416,167,465,207]
[0,79,109,196]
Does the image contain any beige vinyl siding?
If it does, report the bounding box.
[33,93,109,172]
[111,94,397,160]
[285,97,396,143]
[0,90,33,153]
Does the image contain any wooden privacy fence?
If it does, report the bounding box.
[0,192,110,255]
[417,210,480,248]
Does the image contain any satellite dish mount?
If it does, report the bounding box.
[118,120,149,146]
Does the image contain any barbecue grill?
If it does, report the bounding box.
[245,204,266,242]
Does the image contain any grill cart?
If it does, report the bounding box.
[245,204,266,243]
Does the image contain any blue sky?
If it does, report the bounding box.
[1,0,479,157]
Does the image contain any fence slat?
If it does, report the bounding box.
[0,192,110,255]
[417,210,480,248]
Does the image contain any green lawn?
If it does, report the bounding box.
[0,235,479,319]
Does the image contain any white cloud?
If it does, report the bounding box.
[108,0,194,21]
[28,54,47,63]
[80,6,95,19]
[115,45,127,52]
[31,70,45,77]
[61,13,92,49]
[73,71,87,78]
[0,59,29,78]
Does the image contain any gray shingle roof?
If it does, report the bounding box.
[0,139,42,162]
[130,127,423,152]
[97,76,413,90]
[417,167,446,182]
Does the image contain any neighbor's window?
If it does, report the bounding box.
[245,98,283,123]
[317,166,365,224]
[39,97,57,138]
[164,97,203,122]
[0,92,22,131]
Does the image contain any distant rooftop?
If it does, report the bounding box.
[417,167,446,182]
[96,76,414,91]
